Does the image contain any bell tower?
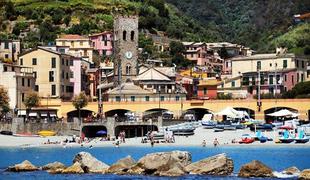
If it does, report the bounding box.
[113,15,139,84]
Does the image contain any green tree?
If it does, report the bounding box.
[282,81,310,98]
[169,41,185,56]
[23,92,40,119]
[0,87,10,116]
[72,92,88,125]
[4,0,16,21]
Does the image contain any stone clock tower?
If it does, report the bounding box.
[113,16,139,84]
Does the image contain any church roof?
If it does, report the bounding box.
[136,67,171,81]
[107,83,152,95]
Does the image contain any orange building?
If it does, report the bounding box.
[197,79,219,100]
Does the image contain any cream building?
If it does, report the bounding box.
[231,52,308,80]
[55,34,93,62]
[18,47,74,100]
[0,40,21,62]
[0,62,35,110]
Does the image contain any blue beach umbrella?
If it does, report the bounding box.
[96,130,107,135]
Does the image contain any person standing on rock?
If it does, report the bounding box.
[213,138,219,147]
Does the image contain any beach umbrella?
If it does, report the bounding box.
[96,130,107,135]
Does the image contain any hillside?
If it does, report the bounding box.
[0,0,209,48]
[166,0,310,52]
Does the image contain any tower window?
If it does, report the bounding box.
[126,65,131,75]
[123,31,127,41]
[131,31,134,41]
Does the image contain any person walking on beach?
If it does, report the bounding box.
[151,140,154,147]
[202,140,206,147]
[213,138,219,147]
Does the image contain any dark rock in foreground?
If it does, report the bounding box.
[184,153,233,175]
[7,160,39,172]
[106,155,136,174]
[299,169,310,180]
[42,161,66,171]
[238,160,274,178]
[73,151,109,173]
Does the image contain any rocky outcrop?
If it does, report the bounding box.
[73,152,109,173]
[62,162,84,174]
[299,169,310,180]
[283,166,300,175]
[184,153,233,175]
[128,150,191,176]
[107,156,136,174]
[42,161,66,171]
[7,160,39,172]
[238,160,274,178]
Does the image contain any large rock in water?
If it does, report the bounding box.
[184,153,233,175]
[238,160,274,178]
[42,161,66,171]
[73,152,109,173]
[299,169,310,180]
[128,150,191,176]
[283,166,300,175]
[7,160,39,172]
[62,162,84,174]
[107,156,136,174]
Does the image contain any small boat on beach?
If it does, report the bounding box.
[214,128,224,132]
[38,130,56,137]
[279,130,294,143]
[249,124,273,131]
[239,134,255,144]
[294,130,309,144]
[0,130,13,136]
[201,120,217,129]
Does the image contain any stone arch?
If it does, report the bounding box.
[66,109,95,122]
[264,106,298,123]
[82,125,107,138]
[115,125,158,138]
[143,108,169,121]
[123,30,127,41]
[105,109,132,117]
[233,107,255,119]
[183,108,213,120]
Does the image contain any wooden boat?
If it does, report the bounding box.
[14,133,40,137]
[38,130,56,137]
[0,130,13,135]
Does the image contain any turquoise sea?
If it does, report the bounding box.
[0,145,309,179]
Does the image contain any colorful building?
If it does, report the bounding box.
[18,47,74,100]
[70,57,91,96]
[0,62,35,110]
[197,79,218,100]
[89,32,113,56]
[0,40,21,62]
[56,34,93,62]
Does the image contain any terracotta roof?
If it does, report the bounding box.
[89,31,112,37]
[198,79,219,86]
[57,34,89,40]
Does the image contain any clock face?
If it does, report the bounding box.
[125,51,133,59]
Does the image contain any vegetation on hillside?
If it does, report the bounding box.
[167,0,310,52]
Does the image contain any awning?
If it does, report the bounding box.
[29,112,37,117]
[267,109,299,117]
[18,110,26,116]
[41,113,48,117]
[50,114,57,117]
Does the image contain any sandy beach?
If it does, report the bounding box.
[0,127,309,148]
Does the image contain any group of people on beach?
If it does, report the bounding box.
[202,138,220,147]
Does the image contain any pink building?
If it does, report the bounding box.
[69,57,91,95]
[89,32,113,56]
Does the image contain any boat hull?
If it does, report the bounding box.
[295,138,309,143]
[279,138,294,143]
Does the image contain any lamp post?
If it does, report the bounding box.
[158,86,161,110]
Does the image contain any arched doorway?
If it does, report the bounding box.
[82,125,107,138]
[105,109,131,117]
[115,125,158,138]
[143,108,169,121]
[234,107,255,119]
[183,108,212,120]
[67,109,95,122]
[264,107,298,123]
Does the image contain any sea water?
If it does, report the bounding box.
[0,145,309,179]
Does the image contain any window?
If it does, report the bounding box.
[35,85,39,91]
[243,77,249,85]
[276,75,280,84]
[203,88,207,95]
[175,96,180,101]
[49,71,54,82]
[22,93,24,102]
[66,59,69,66]
[3,66,7,72]
[270,63,272,67]
[27,79,30,87]
[297,73,299,82]
[79,41,83,46]
[145,96,150,101]
[4,42,9,49]
[12,67,14,71]
[257,61,261,70]
[252,77,256,85]
[231,81,235,87]
[20,58,23,65]
[126,65,131,75]
[61,58,64,65]
[292,75,294,84]
[70,59,73,66]
[4,54,8,58]
[71,41,74,47]
[59,49,65,53]
[160,96,164,101]
[70,72,74,78]
[283,60,287,68]
[51,57,56,68]
[269,75,273,85]
[51,85,56,96]
[301,74,304,82]
[130,96,135,102]
[302,61,305,68]
[130,31,134,41]
[22,78,25,86]
[284,75,287,82]
[66,72,69,79]
[61,85,64,93]
[296,60,299,68]
[32,58,37,65]
[115,96,121,102]
[123,31,127,41]
[104,40,107,46]
[66,86,73,93]
[62,70,64,79]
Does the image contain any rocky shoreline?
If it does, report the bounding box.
[6,151,310,179]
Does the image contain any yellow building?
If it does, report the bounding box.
[56,34,93,62]
[18,47,73,100]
